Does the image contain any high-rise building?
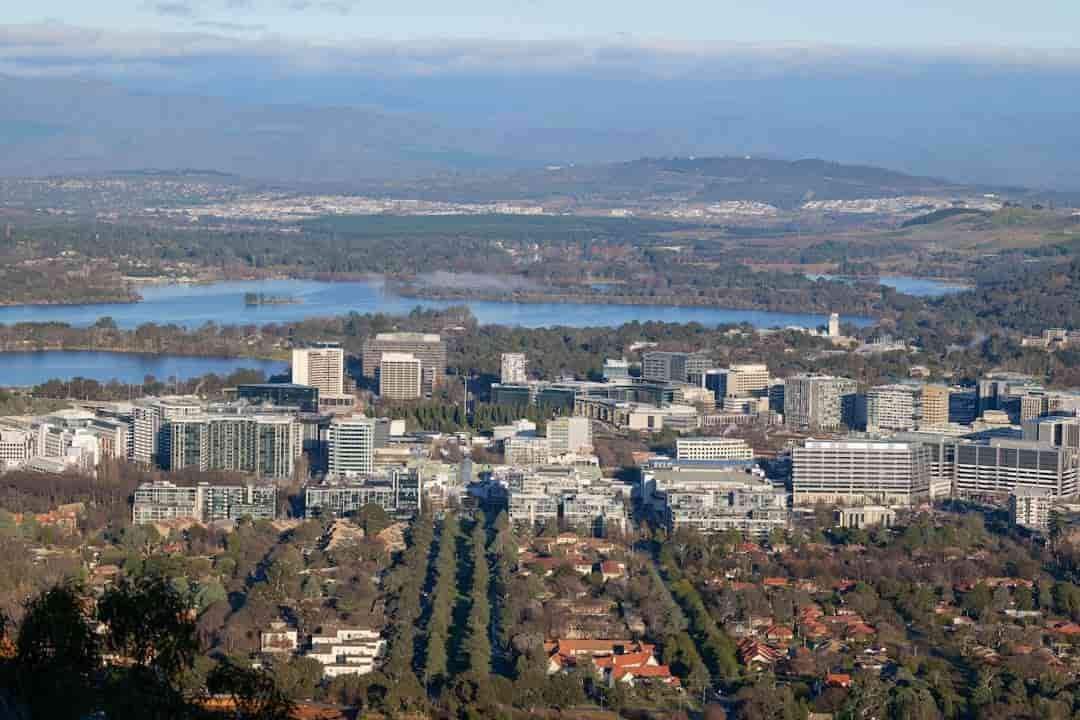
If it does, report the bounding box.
[783,375,858,430]
[327,416,375,476]
[168,414,304,479]
[866,384,923,432]
[362,333,446,394]
[792,439,932,506]
[292,344,345,396]
[920,385,950,428]
[132,396,202,467]
[641,351,711,383]
[727,363,770,398]
[378,353,423,400]
[547,416,592,457]
[500,353,528,384]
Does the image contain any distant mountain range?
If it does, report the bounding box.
[0,73,1076,207]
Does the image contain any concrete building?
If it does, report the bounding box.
[783,375,858,431]
[1009,487,1055,531]
[327,416,375,477]
[362,333,446,394]
[235,383,320,413]
[504,435,551,465]
[501,353,528,384]
[641,351,711,384]
[304,627,387,679]
[920,385,950,428]
[603,358,631,382]
[792,439,932,506]
[1024,415,1080,449]
[0,429,33,468]
[828,312,840,338]
[131,396,202,467]
[726,363,771,398]
[835,505,896,529]
[132,481,276,524]
[292,344,345,396]
[305,469,422,519]
[675,437,754,461]
[866,384,923,432]
[561,491,629,535]
[168,413,303,479]
[547,416,592,457]
[378,353,422,400]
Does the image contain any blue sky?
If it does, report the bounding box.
[6,0,1080,47]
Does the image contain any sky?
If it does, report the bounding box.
[5,0,1080,47]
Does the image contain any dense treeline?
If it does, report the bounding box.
[0,576,295,720]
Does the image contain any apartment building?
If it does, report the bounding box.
[327,416,375,476]
[866,384,922,432]
[304,469,422,519]
[132,396,202,467]
[547,416,592,457]
[132,481,276,524]
[1009,487,1055,531]
[783,375,858,430]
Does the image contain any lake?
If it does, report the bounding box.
[0,351,288,387]
[806,274,970,297]
[0,278,873,330]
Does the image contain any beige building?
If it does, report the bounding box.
[675,437,754,461]
[727,363,770,398]
[378,353,422,400]
[920,384,950,428]
[362,333,446,394]
[500,353,528,384]
[292,344,345,395]
[792,439,932,506]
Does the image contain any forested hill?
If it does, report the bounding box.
[933,258,1080,333]
[377,156,1023,208]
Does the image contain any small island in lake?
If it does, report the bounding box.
[244,292,302,305]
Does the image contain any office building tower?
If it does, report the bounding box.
[768,380,786,415]
[727,363,771,398]
[378,353,423,400]
[792,439,932,506]
[641,351,711,383]
[292,344,345,396]
[702,369,728,401]
[920,385,950,428]
[977,372,1041,415]
[1024,415,1080,449]
[866,384,923,432]
[547,416,592,457]
[500,353,528,384]
[948,388,978,425]
[327,416,375,476]
[783,375,858,430]
[235,383,320,413]
[603,358,631,382]
[675,437,754,461]
[362,333,446,394]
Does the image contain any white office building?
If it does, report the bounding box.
[866,384,923,432]
[547,416,592,457]
[676,437,754,461]
[792,439,932,506]
[327,416,375,476]
[501,353,528,384]
[378,353,423,400]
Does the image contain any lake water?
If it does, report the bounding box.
[0,351,287,387]
[0,278,872,330]
[806,274,970,297]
